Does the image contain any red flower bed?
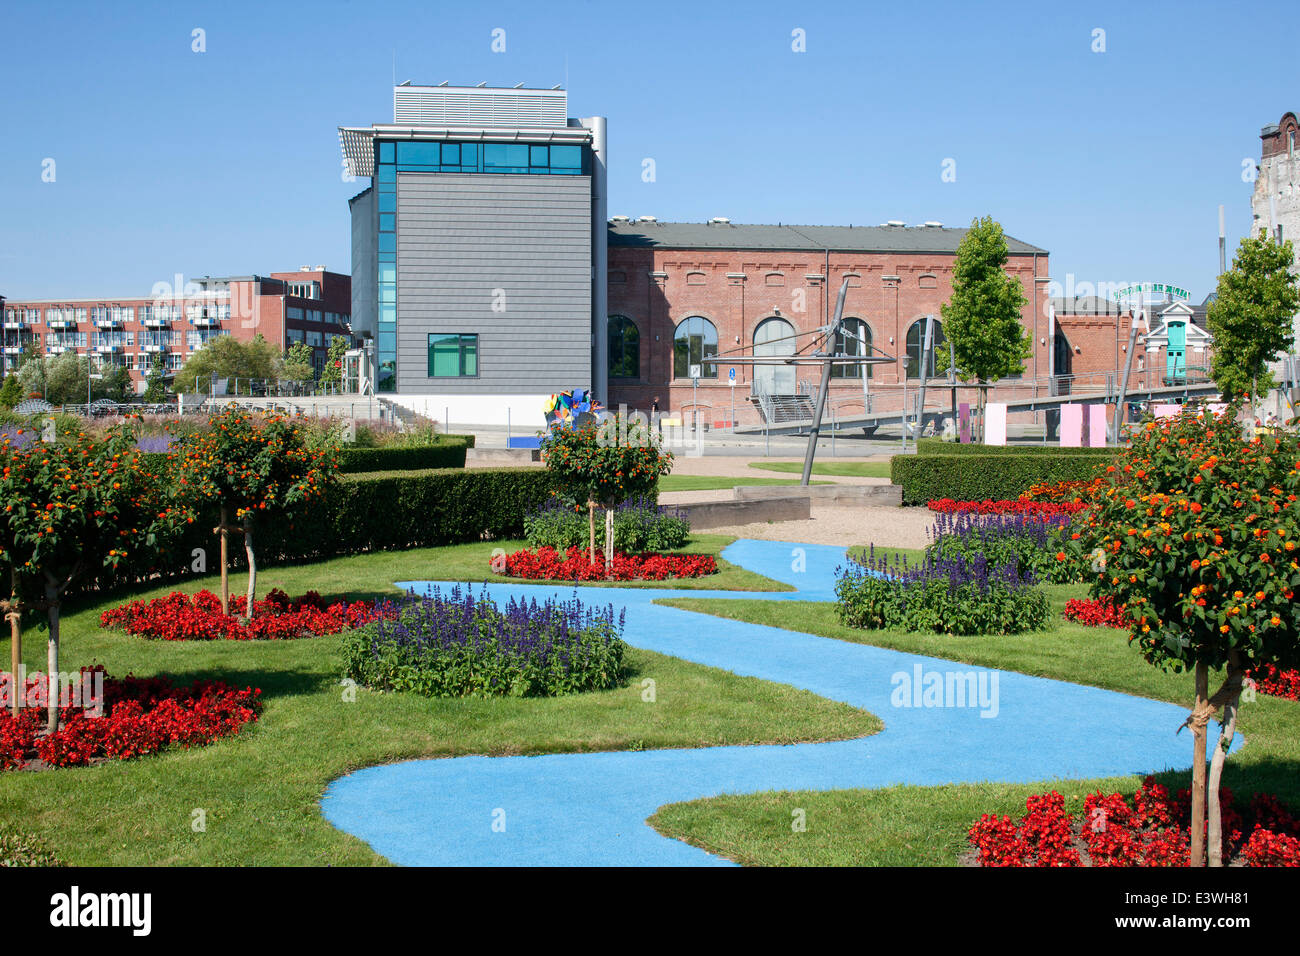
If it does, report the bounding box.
[968,778,1300,866]
[1063,596,1130,629]
[927,498,1088,516]
[100,588,387,641]
[0,667,261,770]
[1246,662,1300,703]
[502,547,717,581]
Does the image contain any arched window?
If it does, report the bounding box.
[753,316,796,394]
[905,318,945,379]
[832,318,872,379]
[673,315,718,378]
[608,315,639,379]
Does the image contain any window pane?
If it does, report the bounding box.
[530,145,549,167]
[550,145,581,169]
[377,165,396,184]
[378,331,396,353]
[430,336,459,376]
[460,143,478,167]
[379,264,396,285]
[378,142,395,163]
[441,143,460,165]
[378,192,396,213]
[461,336,477,375]
[379,213,395,232]
[379,233,396,253]
[396,141,441,165]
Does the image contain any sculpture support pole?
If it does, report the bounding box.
[801,279,850,486]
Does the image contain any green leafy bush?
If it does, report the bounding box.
[342,586,627,698]
[891,454,1108,505]
[523,496,690,553]
[836,549,1050,636]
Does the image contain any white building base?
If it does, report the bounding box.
[387,393,552,431]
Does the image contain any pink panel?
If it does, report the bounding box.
[1088,405,1108,447]
[1060,404,1083,447]
[984,403,1007,445]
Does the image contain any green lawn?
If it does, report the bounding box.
[650,583,1300,866]
[749,461,891,479]
[0,536,878,865]
[658,475,829,493]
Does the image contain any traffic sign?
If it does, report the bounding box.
[728,367,736,386]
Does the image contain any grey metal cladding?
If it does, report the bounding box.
[395,172,592,393]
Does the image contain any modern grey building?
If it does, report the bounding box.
[339,85,607,425]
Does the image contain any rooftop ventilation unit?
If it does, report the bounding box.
[638,215,657,223]
[610,215,630,223]
[923,221,943,228]
[886,220,906,227]
[300,266,312,272]
[708,217,731,225]
[314,264,326,270]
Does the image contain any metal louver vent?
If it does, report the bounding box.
[393,86,568,128]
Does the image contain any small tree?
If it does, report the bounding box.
[174,334,282,394]
[174,408,337,616]
[45,351,87,405]
[17,353,47,401]
[317,336,349,390]
[0,422,186,729]
[0,374,22,409]
[143,353,167,404]
[1206,231,1299,408]
[940,216,1031,440]
[540,415,673,570]
[1071,407,1300,866]
[282,343,315,385]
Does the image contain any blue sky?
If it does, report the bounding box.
[1,0,1295,301]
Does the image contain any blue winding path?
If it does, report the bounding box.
[320,540,1230,866]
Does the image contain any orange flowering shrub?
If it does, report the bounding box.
[1068,408,1299,674]
[1068,405,1300,865]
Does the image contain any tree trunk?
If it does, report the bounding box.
[1207,656,1244,867]
[44,579,60,733]
[219,503,230,613]
[8,568,20,718]
[243,517,257,621]
[588,500,597,565]
[1189,662,1209,867]
[605,506,614,575]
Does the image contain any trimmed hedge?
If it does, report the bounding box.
[336,438,472,473]
[890,454,1110,506]
[129,468,558,584]
[915,438,1114,457]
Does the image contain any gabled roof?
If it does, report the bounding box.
[607,221,1048,255]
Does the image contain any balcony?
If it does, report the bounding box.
[47,319,76,330]
[142,317,171,330]
[3,321,24,332]
[142,343,168,354]
[190,315,221,327]
[47,344,70,355]
[95,343,123,354]
[94,318,123,330]
[3,346,22,355]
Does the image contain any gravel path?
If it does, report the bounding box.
[699,504,934,550]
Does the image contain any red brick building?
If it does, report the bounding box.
[1,268,353,394]
[605,219,1052,425]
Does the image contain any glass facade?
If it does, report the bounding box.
[392,141,585,175]
[376,141,398,391]
[427,334,478,377]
